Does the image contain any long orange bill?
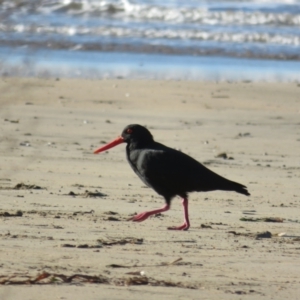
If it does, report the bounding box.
[94,136,125,154]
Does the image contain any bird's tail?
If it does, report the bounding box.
[234,184,250,196]
[214,177,250,196]
[222,180,250,196]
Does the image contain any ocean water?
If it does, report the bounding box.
[0,0,300,80]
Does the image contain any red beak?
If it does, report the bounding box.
[94,136,125,154]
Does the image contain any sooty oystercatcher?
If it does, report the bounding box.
[94,124,250,231]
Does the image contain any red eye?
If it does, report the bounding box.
[126,128,133,134]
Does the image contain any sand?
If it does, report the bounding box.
[0,78,300,299]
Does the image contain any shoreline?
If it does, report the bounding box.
[1,50,300,82]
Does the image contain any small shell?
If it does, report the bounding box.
[278,232,286,237]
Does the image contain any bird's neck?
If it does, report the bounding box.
[128,138,153,150]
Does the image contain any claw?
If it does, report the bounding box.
[128,204,170,223]
[128,212,151,222]
[167,222,190,231]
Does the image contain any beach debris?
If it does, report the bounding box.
[201,224,212,229]
[256,231,272,239]
[215,152,234,160]
[26,210,47,217]
[0,272,109,285]
[106,264,129,268]
[77,244,102,249]
[4,118,19,123]
[161,258,193,266]
[210,222,227,226]
[104,216,120,221]
[227,231,242,236]
[123,276,148,286]
[97,237,143,246]
[119,276,196,289]
[14,183,43,190]
[0,183,44,190]
[71,183,85,188]
[225,289,257,295]
[235,132,251,138]
[163,258,182,266]
[53,225,63,229]
[19,141,31,147]
[228,230,273,240]
[82,190,106,198]
[73,210,94,216]
[61,243,102,249]
[103,211,119,215]
[0,271,198,288]
[60,244,76,248]
[102,211,121,221]
[287,219,300,223]
[125,270,146,276]
[275,233,300,241]
[240,217,284,222]
[277,232,286,237]
[66,190,107,198]
[108,258,190,271]
[172,239,196,243]
[242,210,256,215]
[0,210,23,217]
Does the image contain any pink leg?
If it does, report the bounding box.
[128,204,170,222]
[168,197,190,231]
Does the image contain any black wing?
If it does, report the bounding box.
[132,143,249,199]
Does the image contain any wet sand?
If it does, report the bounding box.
[0,78,300,299]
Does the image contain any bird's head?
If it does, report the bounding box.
[121,124,153,144]
[94,124,153,154]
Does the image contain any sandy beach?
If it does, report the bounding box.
[0,78,300,299]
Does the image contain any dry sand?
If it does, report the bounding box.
[0,78,300,299]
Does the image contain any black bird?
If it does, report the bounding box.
[94,124,250,231]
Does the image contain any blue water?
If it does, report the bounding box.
[2,47,300,81]
[0,0,300,80]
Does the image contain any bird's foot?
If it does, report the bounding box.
[127,205,170,223]
[167,222,190,231]
[127,211,151,222]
